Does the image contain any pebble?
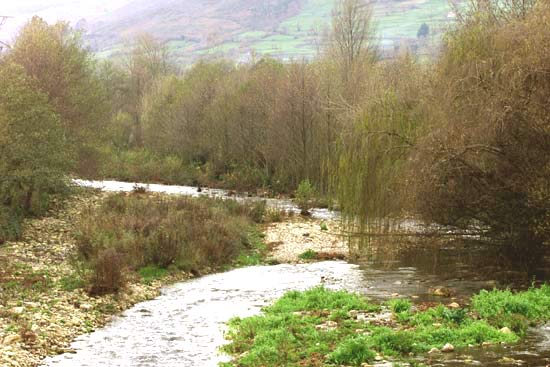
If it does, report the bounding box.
[441,343,455,352]
[11,307,24,314]
[448,302,460,309]
[2,335,21,345]
[500,327,513,334]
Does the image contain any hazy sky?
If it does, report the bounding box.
[1,0,132,41]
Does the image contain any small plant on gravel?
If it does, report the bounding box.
[89,248,125,295]
[265,208,285,223]
[320,222,328,231]
[298,249,317,261]
[389,299,412,314]
[295,179,316,216]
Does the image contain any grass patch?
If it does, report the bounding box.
[57,273,86,291]
[221,286,550,366]
[137,265,170,284]
[298,249,318,261]
[298,249,317,261]
[234,230,269,267]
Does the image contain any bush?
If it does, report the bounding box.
[89,248,125,295]
[76,194,256,293]
[0,207,22,244]
[295,179,316,215]
[98,149,198,185]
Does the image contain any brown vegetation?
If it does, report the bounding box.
[409,0,550,245]
[75,193,264,294]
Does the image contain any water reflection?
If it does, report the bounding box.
[355,236,550,302]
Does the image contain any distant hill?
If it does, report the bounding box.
[1,0,457,64]
[87,0,456,63]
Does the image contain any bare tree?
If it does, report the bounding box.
[123,34,171,147]
[329,0,376,82]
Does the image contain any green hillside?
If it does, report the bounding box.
[89,0,456,63]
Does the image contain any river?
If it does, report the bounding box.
[43,180,550,366]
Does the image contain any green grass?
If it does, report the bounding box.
[57,273,86,291]
[234,230,269,267]
[221,285,550,366]
[138,265,170,284]
[298,249,318,261]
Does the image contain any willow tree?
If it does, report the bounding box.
[331,56,427,241]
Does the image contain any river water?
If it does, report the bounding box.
[42,180,550,366]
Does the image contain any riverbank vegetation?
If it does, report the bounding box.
[1,0,547,249]
[0,188,277,365]
[221,285,550,366]
[75,192,272,294]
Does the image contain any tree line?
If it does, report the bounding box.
[0,0,548,247]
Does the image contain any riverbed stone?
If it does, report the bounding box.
[3,335,21,345]
[441,343,455,352]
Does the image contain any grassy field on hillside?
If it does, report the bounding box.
[95,0,455,63]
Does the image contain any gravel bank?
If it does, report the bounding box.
[0,191,194,367]
[264,218,349,263]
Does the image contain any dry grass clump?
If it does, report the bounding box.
[76,193,256,294]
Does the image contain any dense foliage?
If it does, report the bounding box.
[0,0,548,248]
[75,193,267,294]
[410,0,550,245]
[0,62,70,242]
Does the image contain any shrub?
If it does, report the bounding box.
[0,207,22,244]
[76,194,256,293]
[89,248,125,295]
[295,179,316,215]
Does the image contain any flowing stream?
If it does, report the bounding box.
[42,180,550,366]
